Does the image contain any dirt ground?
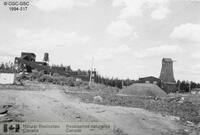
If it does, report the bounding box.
[0,83,181,135]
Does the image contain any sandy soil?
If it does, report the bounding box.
[0,87,180,135]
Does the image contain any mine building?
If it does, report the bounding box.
[14,52,94,82]
[137,58,177,93]
[138,76,161,86]
[15,52,49,73]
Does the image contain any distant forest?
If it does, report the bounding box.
[0,62,200,92]
[0,61,15,73]
[176,80,200,93]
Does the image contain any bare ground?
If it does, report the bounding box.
[0,85,180,135]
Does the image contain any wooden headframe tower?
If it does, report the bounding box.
[159,58,177,93]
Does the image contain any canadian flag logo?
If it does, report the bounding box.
[3,124,20,133]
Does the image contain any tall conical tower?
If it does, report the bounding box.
[159,58,175,82]
[159,58,177,93]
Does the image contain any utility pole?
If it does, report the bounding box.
[189,81,191,93]
[89,57,94,87]
[178,81,180,93]
[121,80,124,89]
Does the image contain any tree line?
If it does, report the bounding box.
[176,80,200,93]
[0,62,16,73]
[94,74,135,89]
[1,61,200,92]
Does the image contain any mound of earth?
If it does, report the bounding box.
[121,83,167,97]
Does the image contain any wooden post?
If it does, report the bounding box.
[89,57,94,87]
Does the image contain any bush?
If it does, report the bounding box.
[52,73,60,77]
[30,71,44,80]
[37,74,77,86]
[38,74,53,82]
[66,77,76,86]
[28,70,82,87]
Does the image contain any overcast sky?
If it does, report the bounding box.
[0,0,200,81]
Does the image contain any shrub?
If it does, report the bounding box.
[52,73,60,77]
[52,75,66,85]
[65,77,76,86]
[38,74,53,82]
[29,71,44,80]
[37,73,77,86]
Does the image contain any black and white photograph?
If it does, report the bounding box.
[0,0,200,134]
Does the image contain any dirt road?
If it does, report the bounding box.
[0,88,180,135]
